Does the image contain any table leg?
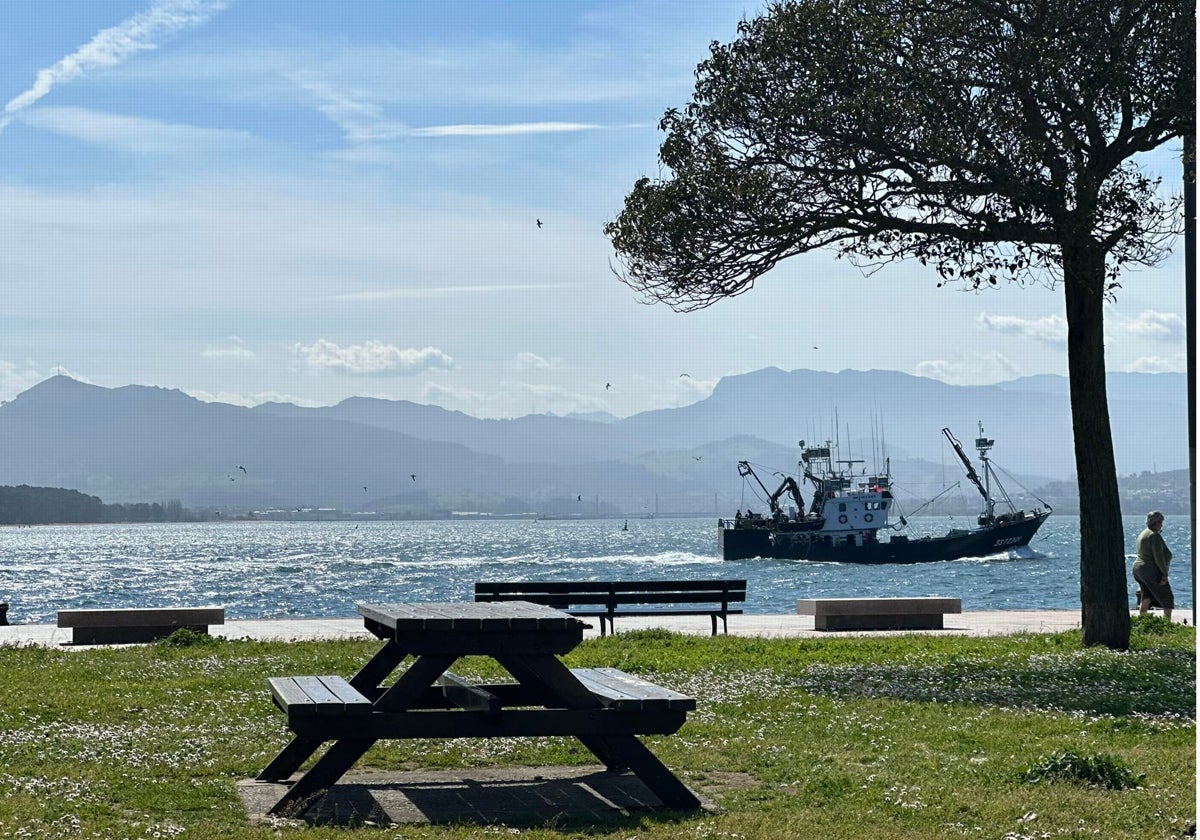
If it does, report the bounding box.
[265,653,458,817]
[587,734,702,809]
[349,639,407,691]
[267,739,375,817]
[496,653,701,810]
[258,640,410,783]
[257,737,324,782]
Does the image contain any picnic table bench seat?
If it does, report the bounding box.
[269,668,694,722]
[474,579,747,635]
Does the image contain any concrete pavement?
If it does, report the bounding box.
[0,608,1190,647]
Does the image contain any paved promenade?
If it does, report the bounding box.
[0,609,1190,647]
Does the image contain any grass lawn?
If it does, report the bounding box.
[0,615,1193,839]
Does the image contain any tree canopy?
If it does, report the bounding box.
[606,0,1193,649]
[608,0,1188,306]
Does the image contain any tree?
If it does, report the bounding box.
[605,0,1192,649]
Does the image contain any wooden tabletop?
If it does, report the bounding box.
[358,601,588,633]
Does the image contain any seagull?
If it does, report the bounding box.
[237,465,247,474]
[605,382,611,390]
[363,485,368,492]
[693,456,703,461]
[411,474,417,482]
[679,373,690,378]
[577,494,582,501]
[536,218,543,228]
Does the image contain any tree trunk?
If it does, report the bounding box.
[1062,244,1131,650]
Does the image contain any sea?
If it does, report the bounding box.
[0,514,1191,624]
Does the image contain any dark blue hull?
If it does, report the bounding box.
[718,511,1050,563]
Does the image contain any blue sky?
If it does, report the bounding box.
[0,0,1188,417]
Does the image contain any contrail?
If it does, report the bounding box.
[4,0,228,118]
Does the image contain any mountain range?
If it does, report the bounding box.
[0,370,1188,515]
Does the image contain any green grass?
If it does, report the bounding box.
[0,618,1193,839]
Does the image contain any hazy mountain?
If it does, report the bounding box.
[0,370,1187,514]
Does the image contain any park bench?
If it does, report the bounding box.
[56,606,225,644]
[796,597,961,631]
[474,579,747,636]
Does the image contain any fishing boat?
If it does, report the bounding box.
[718,423,1052,563]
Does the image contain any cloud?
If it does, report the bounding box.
[514,352,551,370]
[19,107,260,156]
[293,339,454,376]
[409,122,600,137]
[915,352,1020,386]
[976,312,1067,348]
[4,0,228,117]
[186,388,324,408]
[323,283,583,302]
[1119,310,1184,341]
[0,361,50,403]
[1123,354,1187,374]
[201,336,254,359]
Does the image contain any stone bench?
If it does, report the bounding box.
[796,597,961,630]
[57,606,225,644]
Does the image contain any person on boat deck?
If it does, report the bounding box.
[1133,510,1173,620]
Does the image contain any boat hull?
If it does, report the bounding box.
[718,511,1050,564]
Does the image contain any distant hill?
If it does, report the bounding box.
[0,370,1188,515]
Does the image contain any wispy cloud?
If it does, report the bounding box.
[410,122,601,137]
[1119,310,1184,341]
[976,312,1067,348]
[186,388,323,408]
[201,336,254,359]
[20,106,259,155]
[322,283,584,302]
[293,339,454,377]
[514,352,552,371]
[4,0,229,122]
[1124,354,1187,374]
[915,352,1020,386]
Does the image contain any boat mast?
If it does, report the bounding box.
[974,422,996,522]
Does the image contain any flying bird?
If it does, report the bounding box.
[363,485,368,492]
[237,465,247,474]
[536,218,543,228]
[693,456,703,461]
[411,474,417,482]
[605,382,611,390]
[679,373,690,378]
[577,494,582,501]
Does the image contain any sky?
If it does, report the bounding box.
[0,0,1189,419]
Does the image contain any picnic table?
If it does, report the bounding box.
[256,601,700,817]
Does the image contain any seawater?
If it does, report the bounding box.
[0,514,1191,624]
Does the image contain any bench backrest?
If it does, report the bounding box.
[475,579,747,610]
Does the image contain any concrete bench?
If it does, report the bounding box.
[56,606,225,644]
[796,597,961,630]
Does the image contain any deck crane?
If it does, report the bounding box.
[737,461,806,517]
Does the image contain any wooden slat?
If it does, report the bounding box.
[268,677,315,713]
[570,667,696,711]
[437,671,502,714]
[269,676,373,717]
